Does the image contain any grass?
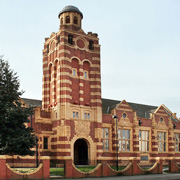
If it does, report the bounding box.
[13,168,36,173]
[77,166,96,172]
[50,168,64,176]
[111,166,126,171]
[50,166,96,176]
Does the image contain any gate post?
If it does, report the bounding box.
[42,156,50,179]
[65,158,73,178]
[0,156,7,180]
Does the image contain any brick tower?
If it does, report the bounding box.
[41,5,102,164]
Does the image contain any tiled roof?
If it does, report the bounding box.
[21,97,158,118]
[21,98,42,107]
[102,98,157,118]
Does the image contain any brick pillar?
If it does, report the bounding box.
[65,159,73,178]
[101,160,108,177]
[169,158,179,173]
[158,158,163,174]
[0,156,7,180]
[42,156,50,179]
[132,158,140,175]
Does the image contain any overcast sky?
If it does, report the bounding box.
[0,0,180,117]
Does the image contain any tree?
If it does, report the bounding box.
[0,56,36,156]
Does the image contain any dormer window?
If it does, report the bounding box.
[66,16,70,23]
[89,40,94,50]
[74,16,78,24]
[68,34,73,45]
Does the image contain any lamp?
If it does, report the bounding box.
[112,115,118,171]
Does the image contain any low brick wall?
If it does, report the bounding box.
[169,159,180,173]
[0,156,50,180]
[64,158,163,178]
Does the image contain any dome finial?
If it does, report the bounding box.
[58,5,83,19]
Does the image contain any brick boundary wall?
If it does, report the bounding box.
[169,159,180,173]
[64,157,163,178]
[0,156,50,180]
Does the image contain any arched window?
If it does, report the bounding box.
[66,16,70,23]
[74,16,78,24]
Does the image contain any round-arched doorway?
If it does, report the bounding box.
[74,138,88,165]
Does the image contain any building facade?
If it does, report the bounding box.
[22,5,180,166]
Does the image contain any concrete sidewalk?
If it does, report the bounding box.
[51,173,180,180]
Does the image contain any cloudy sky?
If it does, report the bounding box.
[0,0,180,117]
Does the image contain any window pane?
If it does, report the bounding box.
[139,131,141,140]
[175,143,178,152]
[104,140,109,150]
[119,140,121,151]
[105,128,109,138]
[87,113,90,119]
[76,112,78,118]
[127,141,130,151]
[164,142,166,151]
[146,131,149,140]
[142,141,146,152]
[164,133,166,141]
[73,112,75,118]
[118,129,121,139]
[122,130,125,139]
[142,131,146,140]
[44,137,48,149]
[122,140,126,151]
[147,141,149,151]
[139,141,141,151]
[84,113,86,119]
[127,130,130,139]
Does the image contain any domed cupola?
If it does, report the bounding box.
[58,5,83,30]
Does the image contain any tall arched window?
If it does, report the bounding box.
[54,60,58,103]
[66,16,70,23]
[49,64,53,105]
[74,16,78,24]
[72,59,79,104]
[83,61,90,106]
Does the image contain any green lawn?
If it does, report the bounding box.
[50,166,97,176]
[111,166,126,171]
[77,166,96,172]
[50,168,64,176]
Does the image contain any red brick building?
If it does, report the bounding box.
[22,5,180,166]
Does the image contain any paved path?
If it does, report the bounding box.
[51,173,180,180]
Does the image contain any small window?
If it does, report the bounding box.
[72,69,77,77]
[73,112,76,118]
[47,45,49,53]
[66,16,70,23]
[160,117,163,122]
[57,36,60,43]
[76,112,79,118]
[84,71,88,79]
[43,137,48,150]
[87,113,90,119]
[102,128,109,151]
[84,113,87,119]
[68,34,73,45]
[89,40,94,50]
[74,16,78,24]
[123,113,126,118]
